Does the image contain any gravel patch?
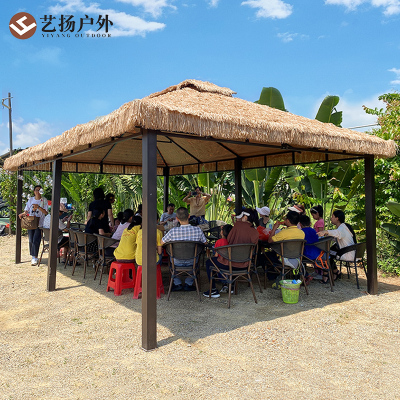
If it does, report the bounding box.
[1,235,400,399]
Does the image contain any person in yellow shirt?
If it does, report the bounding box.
[113,216,142,262]
[265,211,305,281]
[135,227,164,267]
[268,210,305,243]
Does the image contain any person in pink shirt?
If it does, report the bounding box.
[311,205,325,232]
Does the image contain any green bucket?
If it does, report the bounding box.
[279,280,301,304]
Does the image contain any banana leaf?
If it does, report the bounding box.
[315,95,340,125]
[257,87,286,111]
[389,238,400,253]
[387,202,400,219]
[381,223,400,240]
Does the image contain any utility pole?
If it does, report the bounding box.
[1,93,12,157]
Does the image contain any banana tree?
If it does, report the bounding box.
[381,201,400,252]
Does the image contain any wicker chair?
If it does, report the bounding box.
[207,243,258,308]
[269,239,308,295]
[94,234,119,284]
[164,241,205,301]
[72,231,98,278]
[339,242,367,289]
[37,227,63,267]
[303,236,335,292]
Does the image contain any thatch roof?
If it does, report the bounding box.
[4,79,397,174]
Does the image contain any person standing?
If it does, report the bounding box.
[86,187,114,229]
[183,186,211,225]
[19,185,48,265]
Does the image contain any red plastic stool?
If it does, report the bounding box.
[133,264,165,299]
[106,261,136,296]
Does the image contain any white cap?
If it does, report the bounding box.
[288,205,303,213]
[256,206,270,216]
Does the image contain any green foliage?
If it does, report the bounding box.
[315,95,342,127]
[255,87,286,111]
[376,230,400,275]
[363,92,400,140]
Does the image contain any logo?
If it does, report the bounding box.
[9,12,37,39]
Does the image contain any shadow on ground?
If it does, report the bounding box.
[39,255,400,347]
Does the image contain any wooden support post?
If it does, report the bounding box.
[15,171,23,263]
[234,158,242,215]
[47,159,62,291]
[141,129,158,350]
[365,155,377,295]
[163,167,170,213]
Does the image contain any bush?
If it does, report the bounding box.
[376,230,400,276]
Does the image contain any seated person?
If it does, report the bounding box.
[160,203,177,229]
[204,208,259,298]
[85,207,111,237]
[161,207,207,292]
[112,209,134,241]
[204,224,233,297]
[299,215,321,261]
[256,206,273,229]
[112,215,142,261]
[317,210,356,283]
[310,205,325,232]
[135,222,164,273]
[267,210,305,270]
[113,211,124,230]
[43,202,73,263]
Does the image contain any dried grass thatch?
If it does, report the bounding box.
[4,79,397,172]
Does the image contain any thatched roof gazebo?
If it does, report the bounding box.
[4,79,396,350]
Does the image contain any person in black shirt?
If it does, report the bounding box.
[86,187,114,229]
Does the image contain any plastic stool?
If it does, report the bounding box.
[133,264,165,299]
[106,261,136,296]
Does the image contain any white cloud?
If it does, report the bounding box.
[325,0,400,16]
[48,0,165,36]
[277,32,308,42]
[241,0,293,19]
[388,67,400,85]
[208,0,220,7]
[114,0,176,18]
[277,32,297,42]
[0,118,56,154]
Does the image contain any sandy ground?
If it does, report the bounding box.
[1,234,400,400]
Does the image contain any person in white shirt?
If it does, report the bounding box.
[317,210,356,283]
[159,203,177,231]
[19,185,49,265]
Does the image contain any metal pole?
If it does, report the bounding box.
[365,155,377,294]
[48,159,62,291]
[8,92,12,157]
[15,171,23,263]
[234,158,242,214]
[163,167,170,213]
[141,129,158,350]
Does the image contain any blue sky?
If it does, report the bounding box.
[1,0,399,155]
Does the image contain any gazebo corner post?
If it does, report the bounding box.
[48,159,62,291]
[365,155,377,294]
[163,166,170,213]
[141,129,158,351]
[234,157,242,215]
[15,170,23,263]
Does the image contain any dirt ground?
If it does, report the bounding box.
[1,234,400,400]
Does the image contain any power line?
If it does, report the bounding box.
[346,123,379,130]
